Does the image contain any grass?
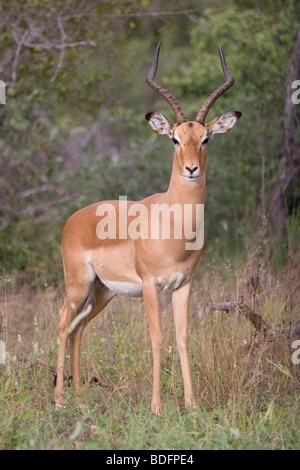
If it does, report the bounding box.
[0,244,299,450]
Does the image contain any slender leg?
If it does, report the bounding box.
[143,278,163,416]
[55,264,93,408]
[55,298,80,407]
[172,279,196,408]
[69,285,115,395]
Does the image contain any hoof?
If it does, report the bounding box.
[54,392,65,409]
[151,400,162,417]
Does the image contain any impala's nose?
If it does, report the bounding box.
[185,165,198,176]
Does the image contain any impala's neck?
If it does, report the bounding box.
[166,150,206,205]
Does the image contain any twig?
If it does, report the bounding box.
[212,300,269,335]
[212,299,300,339]
[11,29,30,84]
[51,15,67,81]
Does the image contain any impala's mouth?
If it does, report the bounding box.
[183,174,200,181]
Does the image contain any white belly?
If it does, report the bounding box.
[101,271,190,297]
[101,280,143,297]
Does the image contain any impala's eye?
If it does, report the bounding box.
[202,138,209,145]
[172,138,180,145]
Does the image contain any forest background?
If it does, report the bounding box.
[0,0,299,450]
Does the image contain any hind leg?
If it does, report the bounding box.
[54,264,94,408]
[69,281,115,395]
[55,299,82,407]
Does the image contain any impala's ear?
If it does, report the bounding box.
[145,112,174,138]
[205,111,242,135]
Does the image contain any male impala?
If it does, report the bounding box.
[55,42,241,415]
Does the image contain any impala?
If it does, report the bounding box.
[54,42,241,415]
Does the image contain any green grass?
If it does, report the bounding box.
[0,249,299,450]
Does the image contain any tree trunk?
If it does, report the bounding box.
[268,24,300,242]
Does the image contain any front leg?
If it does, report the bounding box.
[172,278,196,409]
[143,278,163,416]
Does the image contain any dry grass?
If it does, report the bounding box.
[0,245,299,449]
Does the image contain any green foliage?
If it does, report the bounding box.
[171,2,299,254]
[0,0,299,282]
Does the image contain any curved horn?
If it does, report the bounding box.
[196,43,234,124]
[146,41,186,125]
